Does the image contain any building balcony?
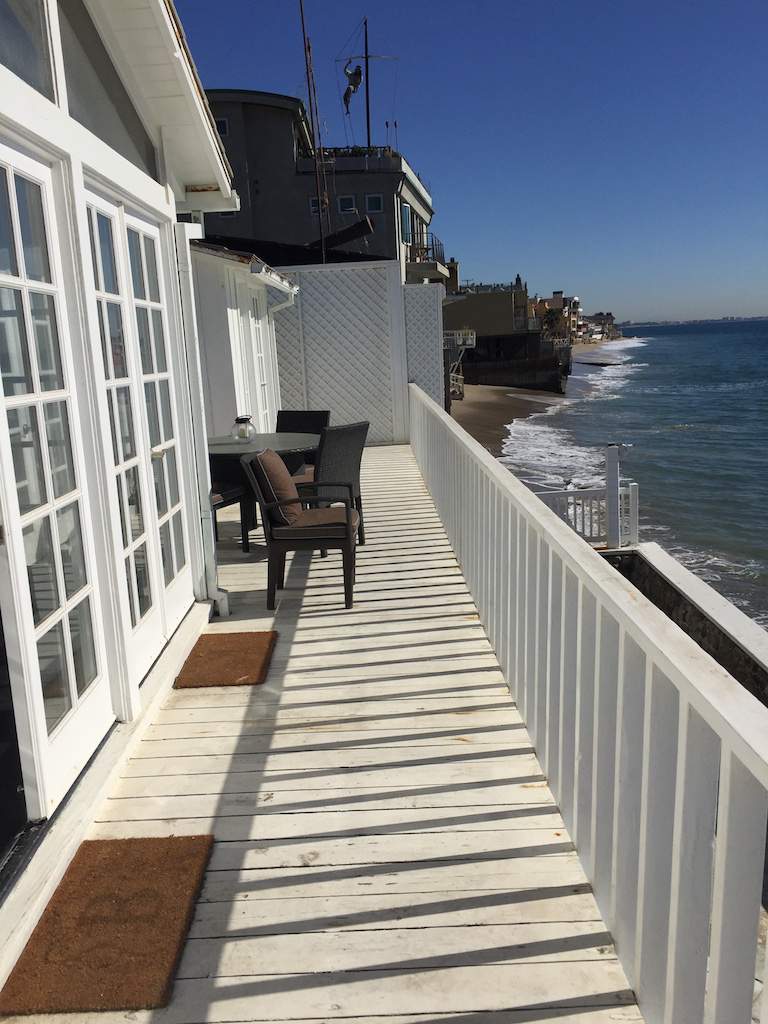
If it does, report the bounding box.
[406,232,449,284]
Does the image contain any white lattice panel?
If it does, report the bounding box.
[273,264,406,444]
[270,275,305,412]
[404,284,444,406]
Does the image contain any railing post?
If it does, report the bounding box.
[628,482,639,545]
[606,445,621,549]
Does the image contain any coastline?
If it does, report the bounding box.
[451,340,627,456]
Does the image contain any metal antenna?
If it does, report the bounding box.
[364,17,371,149]
[298,0,326,263]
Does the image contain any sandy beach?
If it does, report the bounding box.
[451,341,627,456]
[450,384,562,456]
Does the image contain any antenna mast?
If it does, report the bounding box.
[364,17,371,149]
[299,0,326,263]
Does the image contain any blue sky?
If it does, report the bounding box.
[176,0,768,321]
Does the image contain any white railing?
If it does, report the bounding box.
[539,482,639,548]
[409,384,768,1024]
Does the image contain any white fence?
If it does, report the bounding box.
[409,383,768,1024]
[539,483,639,548]
[273,262,444,444]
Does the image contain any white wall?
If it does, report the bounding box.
[404,283,445,406]
[273,261,442,444]
[192,252,281,437]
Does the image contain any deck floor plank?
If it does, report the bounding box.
[4,447,642,1024]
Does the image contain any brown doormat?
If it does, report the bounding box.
[174,630,278,688]
[0,835,212,1015]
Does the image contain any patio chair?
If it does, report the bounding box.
[241,450,359,610]
[275,409,330,471]
[210,484,255,553]
[295,422,369,545]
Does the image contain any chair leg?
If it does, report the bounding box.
[277,552,286,590]
[212,510,219,542]
[320,548,328,558]
[342,544,355,609]
[267,554,279,610]
[241,507,250,554]
[355,496,365,545]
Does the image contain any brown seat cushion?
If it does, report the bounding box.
[292,466,315,486]
[272,505,359,540]
[252,449,301,526]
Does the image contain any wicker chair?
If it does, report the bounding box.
[241,450,358,610]
[295,422,369,545]
[275,409,330,472]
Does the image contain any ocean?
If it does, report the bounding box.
[498,320,768,628]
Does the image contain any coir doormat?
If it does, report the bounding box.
[0,834,213,1015]
[174,630,278,688]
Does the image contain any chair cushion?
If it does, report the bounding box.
[272,506,359,540]
[252,449,301,526]
[292,465,315,486]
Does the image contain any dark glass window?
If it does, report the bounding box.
[0,0,54,100]
[58,0,157,179]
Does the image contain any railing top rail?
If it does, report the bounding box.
[409,383,768,786]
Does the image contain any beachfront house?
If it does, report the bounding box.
[0,0,235,879]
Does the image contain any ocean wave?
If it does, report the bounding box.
[635,378,768,396]
[500,417,606,489]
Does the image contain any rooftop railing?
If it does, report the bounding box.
[409,382,768,1024]
[406,233,445,266]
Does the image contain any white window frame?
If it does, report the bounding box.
[337,195,356,214]
[365,193,384,214]
[308,196,320,216]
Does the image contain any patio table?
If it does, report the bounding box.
[207,432,321,457]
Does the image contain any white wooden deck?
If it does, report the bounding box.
[11,446,643,1024]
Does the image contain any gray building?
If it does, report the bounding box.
[205,89,448,282]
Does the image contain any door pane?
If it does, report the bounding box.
[134,543,151,617]
[127,230,145,299]
[166,447,179,506]
[69,597,97,696]
[14,175,51,283]
[44,401,76,497]
[116,476,128,547]
[136,307,153,372]
[152,310,167,372]
[125,465,144,539]
[143,236,160,302]
[115,387,136,460]
[9,405,47,513]
[38,622,71,733]
[124,558,136,627]
[153,457,167,516]
[57,503,87,598]
[144,382,160,446]
[23,517,59,625]
[0,287,32,396]
[96,302,110,379]
[159,521,173,585]
[30,293,64,391]
[96,213,118,294]
[105,303,127,379]
[0,168,17,276]
[159,380,173,441]
[172,511,186,571]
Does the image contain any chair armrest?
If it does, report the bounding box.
[264,496,353,511]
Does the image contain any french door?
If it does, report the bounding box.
[86,194,192,686]
[0,143,112,815]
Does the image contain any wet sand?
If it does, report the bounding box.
[450,384,562,457]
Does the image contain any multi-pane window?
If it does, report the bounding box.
[0,164,98,733]
[126,226,186,589]
[87,205,153,627]
[337,195,356,214]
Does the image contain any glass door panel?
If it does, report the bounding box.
[85,199,164,683]
[0,145,112,815]
[125,220,189,627]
